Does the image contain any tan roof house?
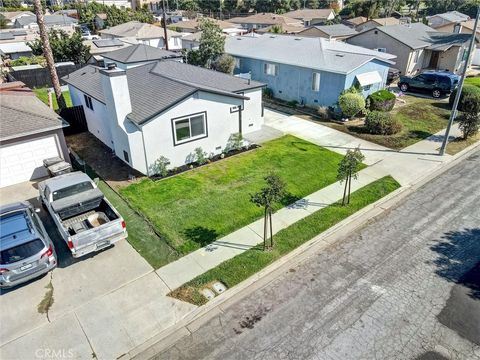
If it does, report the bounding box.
[347,23,472,76]
[343,16,367,28]
[0,11,34,27]
[228,13,303,31]
[283,8,336,26]
[298,23,357,40]
[356,17,402,32]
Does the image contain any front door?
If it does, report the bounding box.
[429,51,440,69]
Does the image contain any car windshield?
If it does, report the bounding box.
[1,239,44,265]
[52,181,94,201]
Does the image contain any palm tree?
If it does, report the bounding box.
[32,0,66,110]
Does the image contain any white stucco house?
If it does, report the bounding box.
[63,61,265,175]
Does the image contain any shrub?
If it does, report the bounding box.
[368,90,396,112]
[225,133,243,152]
[194,147,208,165]
[211,53,235,74]
[449,85,480,112]
[150,156,170,177]
[364,111,402,135]
[457,91,480,139]
[287,100,299,108]
[263,88,273,99]
[338,92,366,118]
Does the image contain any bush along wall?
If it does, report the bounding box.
[368,90,396,112]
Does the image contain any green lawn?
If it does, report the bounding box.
[465,76,480,88]
[33,87,72,110]
[121,135,354,256]
[170,175,401,305]
[328,96,450,150]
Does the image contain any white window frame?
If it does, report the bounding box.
[312,72,321,92]
[172,112,207,145]
[234,57,241,69]
[264,62,278,76]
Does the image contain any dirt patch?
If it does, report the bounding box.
[37,275,54,322]
[66,133,143,189]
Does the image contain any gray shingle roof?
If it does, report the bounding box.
[225,34,395,74]
[15,14,77,27]
[309,24,357,37]
[431,11,470,24]
[356,23,472,50]
[150,60,264,93]
[0,92,67,141]
[102,44,181,63]
[63,61,264,125]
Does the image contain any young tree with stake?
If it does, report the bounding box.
[337,147,365,205]
[250,174,286,250]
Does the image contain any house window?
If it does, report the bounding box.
[311,72,321,91]
[84,94,93,110]
[234,57,241,69]
[172,112,207,145]
[363,84,371,91]
[264,63,278,76]
[173,37,179,46]
[123,151,130,163]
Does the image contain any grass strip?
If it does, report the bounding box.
[169,175,400,305]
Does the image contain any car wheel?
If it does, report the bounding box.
[400,83,409,92]
[432,89,442,98]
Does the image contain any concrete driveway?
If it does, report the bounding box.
[0,180,196,359]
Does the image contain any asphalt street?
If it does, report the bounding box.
[153,149,480,360]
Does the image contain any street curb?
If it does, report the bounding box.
[126,140,480,360]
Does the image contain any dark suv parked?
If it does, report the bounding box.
[398,71,459,98]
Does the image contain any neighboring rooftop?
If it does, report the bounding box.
[102,44,181,64]
[84,38,131,55]
[0,82,67,141]
[225,34,395,74]
[99,21,181,39]
[0,41,31,54]
[0,11,34,21]
[352,23,472,50]
[344,16,368,26]
[15,14,77,27]
[172,18,240,31]
[300,24,357,38]
[63,61,263,125]
[256,23,305,34]
[284,9,336,20]
[367,17,401,26]
[228,13,303,26]
[428,11,470,26]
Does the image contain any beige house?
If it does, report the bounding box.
[435,19,479,40]
[298,24,357,40]
[228,13,303,31]
[283,8,336,26]
[355,17,401,32]
[347,23,472,76]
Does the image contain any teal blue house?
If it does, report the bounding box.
[225,34,396,108]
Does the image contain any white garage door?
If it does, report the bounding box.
[0,135,61,188]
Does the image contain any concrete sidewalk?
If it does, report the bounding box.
[156,165,388,291]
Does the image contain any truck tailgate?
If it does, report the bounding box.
[71,219,126,252]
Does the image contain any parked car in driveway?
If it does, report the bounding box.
[0,202,57,288]
[387,68,400,84]
[398,71,459,98]
[38,172,127,258]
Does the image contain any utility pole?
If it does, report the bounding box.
[33,0,66,110]
[161,0,169,50]
[439,6,479,155]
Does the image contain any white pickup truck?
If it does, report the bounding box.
[38,172,127,258]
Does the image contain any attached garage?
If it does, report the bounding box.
[1,83,69,188]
